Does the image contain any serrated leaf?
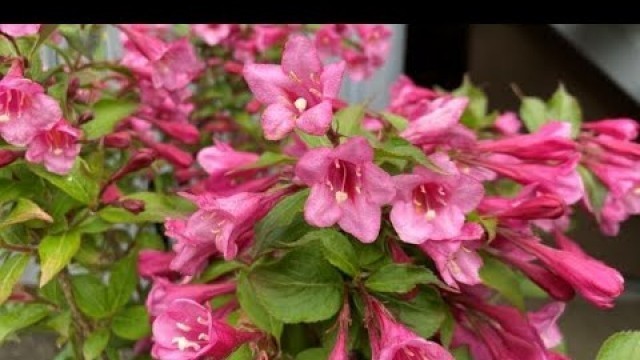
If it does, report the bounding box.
[0,253,30,305]
[83,329,110,360]
[320,230,359,276]
[479,255,524,309]
[98,192,196,224]
[519,96,547,133]
[547,84,582,138]
[0,303,51,342]
[82,98,139,140]
[248,247,343,323]
[596,331,640,360]
[0,198,52,230]
[237,273,283,339]
[365,263,438,293]
[38,231,81,287]
[112,305,150,340]
[29,158,100,206]
[71,274,110,319]
[333,104,365,136]
[107,254,137,312]
[578,165,607,215]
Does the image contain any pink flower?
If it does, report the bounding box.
[165,218,218,276]
[582,118,639,140]
[0,24,40,37]
[314,24,347,59]
[527,302,565,349]
[328,301,350,360]
[120,26,203,91]
[389,75,438,120]
[494,112,522,136]
[152,299,257,360]
[253,25,291,52]
[166,192,263,260]
[192,24,233,46]
[138,250,176,279]
[197,141,259,178]
[25,119,81,175]
[390,153,484,243]
[146,277,235,318]
[400,96,469,145]
[295,136,395,243]
[366,296,454,360]
[0,61,61,146]
[0,149,21,168]
[349,25,391,81]
[419,223,484,288]
[243,34,345,140]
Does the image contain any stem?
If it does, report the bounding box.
[59,271,92,360]
[0,31,22,57]
[0,240,35,253]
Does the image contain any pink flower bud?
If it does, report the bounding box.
[0,149,21,168]
[108,148,157,184]
[138,250,175,279]
[118,198,146,215]
[104,131,132,149]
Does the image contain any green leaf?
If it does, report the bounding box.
[0,253,30,305]
[248,247,344,323]
[296,348,329,360]
[82,98,139,140]
[452,346,472,360]
[228,344,253,360]
[112,305,151,340]
[547,84,582,138]
[197,260,243,283]
[375,137,443,173]
[253,189,309,255]
[519,96,547,133]
[0,179,33,204]
[76,216,112,234]
[479,255,524,309]
[320,230,359,276]
[29,158,100,206]
[578,165,607,215]
[0,303,50,342]
[38,231,81,287]
[83,329,110,360]
[107,254,137,312]
[46,311,71,339]
[0,198,52,230]
[237,273,283,339]
[380,112,408,131]
[353,241,385,270]
[365,263,438,293]
[237,152,295,171]
[99,192,196,224]
[71,274,110,319]
[30,24,59,58]
[39,280,65,307]
[596,331,640,360]
[333,104,365,136]
[295,130,332,148]
[379,288,447,339]
[453,76,492,129]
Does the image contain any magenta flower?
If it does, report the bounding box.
[366,296,454,360]
[243,34,345,140]
[494,112,522,136]
[0,61,61,146]
[138,250,176,279]
[146,277,235,317]
[0,24,40,37]
[25,119,81,175]
[389,75,438,121]
[419,223,484,288]
[165,218,218,276]
[400,96,469,145]
[527,302,565,349]
[197,141,259,178]
[390,153,484,243]
[582,118,639,140]
[152,299,257,360]
[295,136,395,243]
[192,24,233,46]
[328,301,350,360]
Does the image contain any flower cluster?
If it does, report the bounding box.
[0,23,634,360]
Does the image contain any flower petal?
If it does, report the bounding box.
[304,184,342,227]
[296,100,333,136]
[261,103,296,140]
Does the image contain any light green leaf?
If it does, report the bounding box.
[453,76,493,129]
[248,247,344,323]
[29,158,100,206]
[375,137,443,173]
[71,275,110,319]
[365,263,439,293]
[30,24,59,58]
[379,288,447,339]
[295,130,332,148]
[480,255,524,309]
[596,331,640,360]
[46,311,71,339]
[333,104,365,136]
[228,344,253,360]
[237,273,283,339]
[107,254,137,312]
[547,84,582,138]
[380,111,408,131]
[197,260,243,283]
[0,303,50,342]
[99,192,196,224]
[578,165,607,215]
[0,198,52,230]
[38,231,81,287]
[452,346,472,360]
[320,230,359,277]
[82,99,139,140]
[519,96,547,133]
[0,253,30,305]
[237,152,295,171]
[83,329,110,360]
[112,305,151,340]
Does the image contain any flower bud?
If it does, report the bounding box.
[104,132,132,149]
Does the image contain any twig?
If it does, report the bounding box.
[59,270,92,359]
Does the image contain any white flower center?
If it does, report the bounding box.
[294,97,307,112]
[53,148,63,155]
[0,114,9,123]
[335,191,348,203]
[172,336,201,352]
[425,209,437,220]
[634,187,640,195]
[176,322,191,332]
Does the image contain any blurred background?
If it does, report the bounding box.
[3,24,640,360]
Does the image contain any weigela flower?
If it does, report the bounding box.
[0,24,40,37]
[146,277,235,317]
[25,119,81,175]
[295,136,395,243]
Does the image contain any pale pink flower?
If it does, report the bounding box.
[0,24,40,37]
[146,277,235,318]
[400,96,469,145]
[527,302,565,349]
[389,75,438,120]
[494,112,522,135]
[151,299,257,360]
[25,119,81,175]
[243,34,345,140]
[192,24,233,46]
[0,61,61,146]
[295,136,395,243]
[390,153,484,243]
[197,141,259,178]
